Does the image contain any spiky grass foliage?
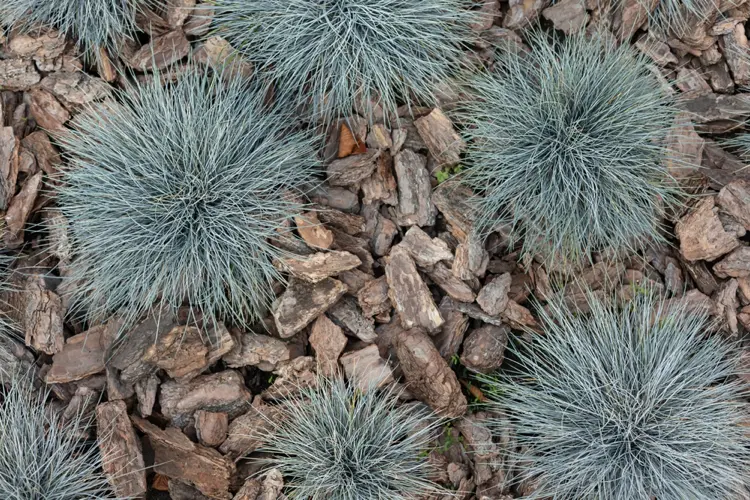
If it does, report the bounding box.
[478,291,750,500]
[458,33,682,266]
[255,377,445,500]
[0,0,145,58]
[0,372,114,499]
[209,0,476,125]
[635,0,723,38]
[56,69,320,330]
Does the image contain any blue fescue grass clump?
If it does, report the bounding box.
[0,372,114,499]
[644,0,722,38]
[56,69,320,330]
[256,378,445,500]
[0,0,145,57]
[209,0,476,125]
[478,292,750,500]
[458,32,682,266]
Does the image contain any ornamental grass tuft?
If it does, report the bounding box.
[478,291,750,500]
[56,69,321,331]
[458,32,683,266]
[255,377,445,500]
[209,0,476,125]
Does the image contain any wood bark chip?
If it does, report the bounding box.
[504,0,549,29]
[371,213,398,257]
[40,72,110,107]
[96,401,148,499]
[126,30,191,71]
[414,108,465,167]
[460,325,509,373]
[327,296,377,342]
[713,246,750,278]
[46,321,117,383]
[340,344,395,391]
[28,89,69,131]
[141,325,216,382]
[219,398,283,459]
[135,374,159,417]
[676,197,740,261]
[131,416,235,499]
[362,151,398,206]
[432,183,476,242]
[433,297,469,360]
[716,278,740,336]
[272,277,347,338]
[399,226,453,267]
[0,59,40,90]
[275,250,361,283]
[721,23,750,85]
[21,277,64,355]
[262,356,317,400]
[167,0,197,27]
[394,327,467,417]
[5,170,42,247]
[541,0,588,34]
[7,30,66,58]
[330,229,374,273]
[195,410,228,448]
[185,3,213,36]
[309,314,348,377]
[168,481,211,500]
[233,479,261,500]
[327,149,380,186]
[295,211,334,249]
[394,149,437,226]
[426,262,475,303]
[476,273,512,316]
[717,180,750,229]
[635,35,679,66]
[680,92,750,124]
[317,208,366,235]
[357,276,391,317]
[21,130,61,175]
[0,126,19,210]
[453,236,489,280]
[193,37,253,79]
[159,370,253,427]
[223,330,290,371]
[385,245,444,333]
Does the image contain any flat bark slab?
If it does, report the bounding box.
[219,398,283,459]
[275,250,360,283]
[714,246,750,278]
[126,30,191,71]
[39,72,110,107]
[141,326,210,382]
[223,330,290,371]
[327,296,377,342]
[28,89,69,131]
[159,370,253,427]
[426,262,476,303]
[195,410,228,448]
[676,197,740,261]
[327,149,380,186]
[394,149,436,226]
[718,180,750,230]
[0,126,19,210]
[542,0,588,33]
[414,108,465,167]
[433,298,469,360]
[460,325,509,373]
[340,344,394,392]
[361,151,398,205]
[131,416,235,499]
[399,226,453,267]
[432,183,477,242]
[295,212,334,249]
[385,245,444,333]
[356,276,391,317]
[46,321,117,383]
[309,314,347,377]
[96,401,147,498]
[395,328,467,417]
[0,59,40,90]
[476,273,512,316]
[5,170,42,247]
[272,278,347,338]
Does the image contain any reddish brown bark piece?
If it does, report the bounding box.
[166,0,196,27]
[432,183,477,242]
[395,328,467,417]
[233,479,262,500]
[159,370,253,427]
[542,0,588,33]
[28,89,69,131]
[327,296,377,342]
[273,278,347,338]
[96,401,147,499]
[219,398,283,459]
[193,37,253,78]
[453,235,489,279]
[414,108,465,167]
[385,245,444,333]
[126,30,190,71]
[460,325,509,374]
[399,226,453,267]
[722,24,750,86]
[21,130,61,175]
[39,72,110,107]
[195,411,228,448]
[295,212,334,249]
[131,416,235,499]
[7,30,66,58]
[504,0,548,29]
[433,297,469,360]
[275,250,361,283]
[340,344,394,391]
[718,180,750,230]
[676,197,739,261]
[395,149,436,226]
[5,170,42,247]
[223,331,290,371]
[362,151,398,206]
[317,209,366,236]
[309,314,347,377]
[714,246,750,278]
[141,326,209,382]
[476,273,512,316]
[46,322,117,383]
[22,277,64,355]
[327,149,380,186]
[357,276,391,317]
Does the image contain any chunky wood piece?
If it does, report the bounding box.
[414,108,465,167]
[394,149,436,226]
[223,331,290,371]
[275,250,361,283]
[309,314,348,377]
[676,197,740,261]
[340,344,395,391]
[327,149,380,186]
[476,273,512,316]
[273,277,347,338]
[385,245,444,333]
[195,411,229,448]
[96,401,147,499]
[399,226,453,267]
[460,325,509,373]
